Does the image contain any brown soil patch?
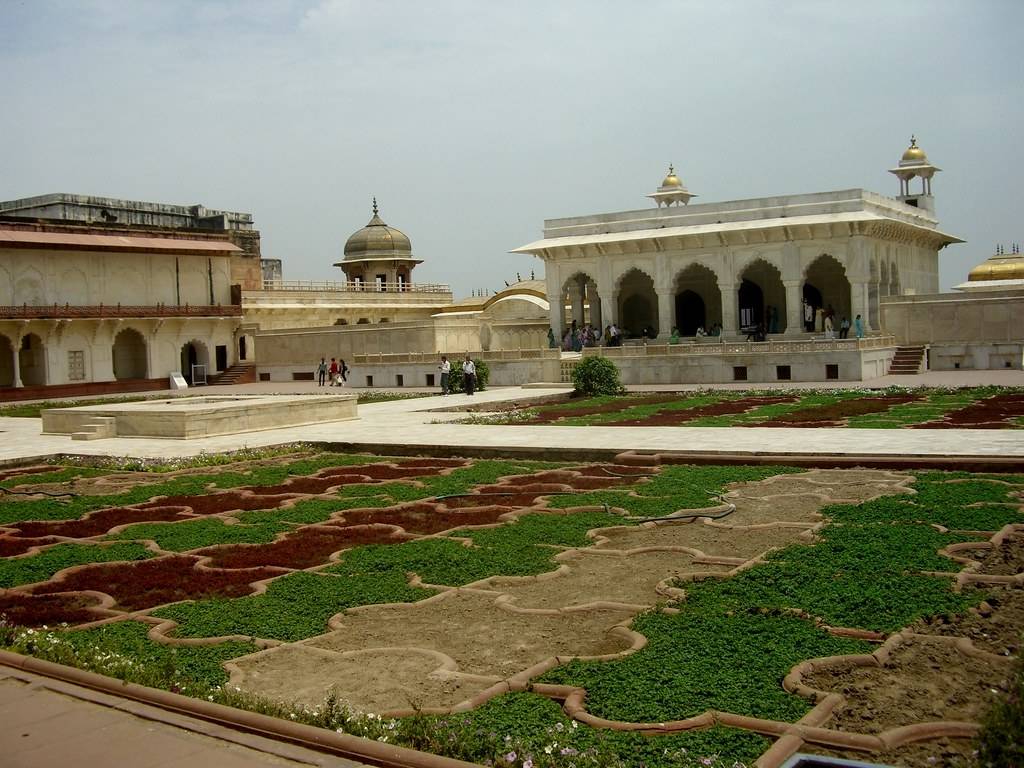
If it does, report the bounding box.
[139,491,299,516]
[231,645,498,713]
[14,506,194,539]
[523,394,683,424]
[307,591,635,679]
[0,466,57,484]
[914,392,1024,429]
[975,534,1024,576]
[914,587,1024,658]
[751,394,921,427]
[0,536,62,557]
[803,637,1012,736]
[29,556,281,611]
[0,591,102,627]
[594,520,811,559]
[605,395,798,426]
[335,503,513,535]
[488,550,731,610]
[198,525,412,570]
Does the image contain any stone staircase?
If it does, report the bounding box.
[210,363,257,386]
[888,346,926,375]
[71,416,117,441]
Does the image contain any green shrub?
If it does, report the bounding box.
[448,358,488,393]
[571,356,625,396]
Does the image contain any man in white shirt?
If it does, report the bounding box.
[463,355,476,395]
[439,356,451,395]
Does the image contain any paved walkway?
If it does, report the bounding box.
[0,664,368,768]
[2,371,1024,463]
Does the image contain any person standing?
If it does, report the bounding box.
[463,355,476,395]
[839,317,850,339]
[854,314,864,339]
[328,357,339,386]
[317,357,328,387]
[439,355,451,395]
[339,359,349,386]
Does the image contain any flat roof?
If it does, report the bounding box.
[0,228,242,255]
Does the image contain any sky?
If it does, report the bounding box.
[2,0,1022,297]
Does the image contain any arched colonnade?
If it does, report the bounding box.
[554,254,855,342]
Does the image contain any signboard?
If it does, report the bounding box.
[169,372,188,390]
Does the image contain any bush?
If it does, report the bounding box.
[449,358,489,393]
[572,356,624,396]
[977,660,1024,768]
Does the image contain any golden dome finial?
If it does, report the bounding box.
[372,197,379,216]
[901,135,927,163]
[661,164,682,189]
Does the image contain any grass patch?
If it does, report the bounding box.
[153,570,435,641]
[110,518,287,552]
[0,542,154,588]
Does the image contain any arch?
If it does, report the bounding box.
[334,318,349,325]
[356,318,370,325]
[0,334,14,387]
[739,259,786,333]
[112,328,148,380]
[0,265,13,305]
[560,271,600,330]
[673,263,720,335]
[59,268,89,306]
[19,333,46,386]
[109,267,145,306]
[15,269,44,306]
[180,339,210,385]
[616,268,658,338]
[805,254,852,326]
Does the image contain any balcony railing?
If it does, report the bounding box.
[0,303,243,319]
[261,279,451,294]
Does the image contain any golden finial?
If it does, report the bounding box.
[909,135,917,148]
[372,197,379,216]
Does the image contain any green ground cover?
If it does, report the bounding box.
[482,387,1022,428]
[0,542,153,588]
[110,518,287,551]
[0,452,415,525]
[0,466,109,489]
[152,570,435,641]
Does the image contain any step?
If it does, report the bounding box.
[71,417,117,440]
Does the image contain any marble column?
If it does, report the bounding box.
[656,290,673,340]
[588,282,602,330]
[546,268,563,343]
[600,295,614,331]
[853,281,872,332]
[12,334,22,388]
[783,280,803,336]
[719,283,737,337]
[570,281,585,327]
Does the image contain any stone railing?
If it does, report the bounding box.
[0,304,243,319]
[261,279,451,294]
[583,335,896,357]
[351,349,561,365]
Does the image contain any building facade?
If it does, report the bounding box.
[513,140,961,344]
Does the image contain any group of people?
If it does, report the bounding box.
[437,354,477,395]
[317,357,349,386]
[801,302,865,339]
[546,322,631,350]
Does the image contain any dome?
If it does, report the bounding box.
[342,199,413,261]
[968,250,1024,282]
[661,164,682,189]
[900,136,928,164]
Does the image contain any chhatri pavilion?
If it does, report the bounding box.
[513,138,962,342]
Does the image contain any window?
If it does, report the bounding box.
[425,373,435,387]
[365,375,374,387]
[826,364,839,380]
[68,350,86,381]
[776,365,791,381]
[733,366,747,381]
[396,374,404,387]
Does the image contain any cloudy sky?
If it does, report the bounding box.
[2,0,1021,296]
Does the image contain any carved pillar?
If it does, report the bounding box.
[720,282,737,337]
[12,331,23,388]
[656,290,673,339]
[854,281,872,331]
[570,279,585,326]
[545,263,563,343]
[783,280,803,336]
[588,281,602,330]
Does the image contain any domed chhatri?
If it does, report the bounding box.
[900,135,928,165]
[661,164,682,189]
[888,135,941,213]
[648,163,696,207]
[968,244,1024,283]
[334,198,423,289]
[342,197,414,261]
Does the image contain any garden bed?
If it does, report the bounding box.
[0,451,1021,768]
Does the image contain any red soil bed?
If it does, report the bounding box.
[441,493,556,509]
[139,492,298,515]
[912,393,1024,429]
[197,525,411,570]
[751,394,920,427]
[525,394,682,424]
[30,556,282,610]
[605,396,798,426]
[0,536,62,557]
[0,592,102,627]
[392,458,471,469]
[14,506,194,539]
[335,502,512,534]
[0,466,58,484]
[242,464,454,496]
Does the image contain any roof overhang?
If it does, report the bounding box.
[0,229,242,255]
[511,211,963,257]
